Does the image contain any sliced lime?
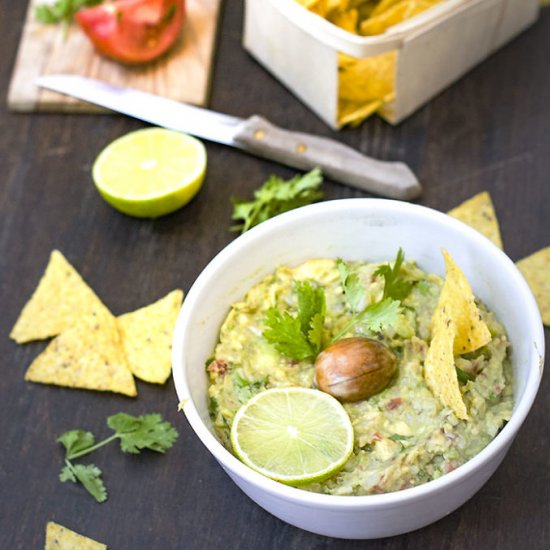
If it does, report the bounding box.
[92,128,207,218]
[230,387,354,485]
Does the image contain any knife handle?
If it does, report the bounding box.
[232,115,421,200]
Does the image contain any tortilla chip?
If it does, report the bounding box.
[441,249,492,355]
[371,0,403,17]
[117,290,184,384]
[447,192,503,249]
[45,521,106,549]
[516,247,550,326]
[10,250,106,343]
[25,302,137,397]
[329,7,359,31]
[424,249,492,420]
[338,50,397,126]
[424,303,467,420]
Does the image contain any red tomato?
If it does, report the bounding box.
[76,0,185,64]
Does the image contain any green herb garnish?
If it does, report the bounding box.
[455,367,475,384]
[337,259,364,313]
[233,372,268,403]
[57,412,178,502]
[60,461,107,503]
[263,280,326,360]
[263,249,412,359]
[389,433,412,451]
[374,247,413,301]
[389,433,411,442]
[329,298,401,344]
[35,0,101,32]
[231,168,323,233]
[333,251,410,341]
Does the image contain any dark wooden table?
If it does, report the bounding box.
[1,2,548,549]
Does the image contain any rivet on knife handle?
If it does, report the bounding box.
[233,115,421,200]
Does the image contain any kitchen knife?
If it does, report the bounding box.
[36,75,421,200]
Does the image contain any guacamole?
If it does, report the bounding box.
[207,258,513,495]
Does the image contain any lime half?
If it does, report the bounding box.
[230,387,354,485]
[92,128,207,218]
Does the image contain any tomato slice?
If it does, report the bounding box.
[76,0,185,64]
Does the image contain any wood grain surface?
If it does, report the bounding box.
[1,2,549,549]
[7,0,222,112]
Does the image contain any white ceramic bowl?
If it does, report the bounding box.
[172,199,544,539]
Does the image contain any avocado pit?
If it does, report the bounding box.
[314,337,397,402]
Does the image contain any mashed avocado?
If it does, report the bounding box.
[207,258,513,495]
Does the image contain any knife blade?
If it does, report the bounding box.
[36,75,421,200]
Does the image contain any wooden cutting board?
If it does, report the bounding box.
[7,0,222,112]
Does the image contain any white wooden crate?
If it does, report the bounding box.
[243,0,539,128]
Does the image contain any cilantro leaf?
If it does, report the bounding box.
[71,464,107,503]
[231,168,323,233]
[208,396,219,417]
[308,312,325,353]
[331,298,401,343]
[60,461,107,503]
[455,367,475,383]
[389,433,412,451]
[263,280,326,360]
[233,372,267,403]
[337,259,364,313]
[59,464,76,483]
[107,413,179,454]
[374,248,413,302]
[35,5,62,24]
[296,280,326,338]
[264,308,314,360]
[355,298,401,333]
[297,280,326,353]
[35,0,101,25]
[389,433,411,442]
[57,430,95,459]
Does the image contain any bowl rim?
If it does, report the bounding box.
[173,198,545,509]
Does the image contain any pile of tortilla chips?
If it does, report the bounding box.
[423,191,548,419]
[10,250,183,396]
[297,0,442,35]
[296,0,443,126]
[45,521,106,549]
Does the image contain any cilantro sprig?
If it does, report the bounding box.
[35,0,101,34]
[264,280,325,360]
[231,168,323,233]
[329,298,401,344]
[336,259,364,314]
[57,412,178,503]
[263,249,413,360]
[331,255,405,343]
[374,247,412,301]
